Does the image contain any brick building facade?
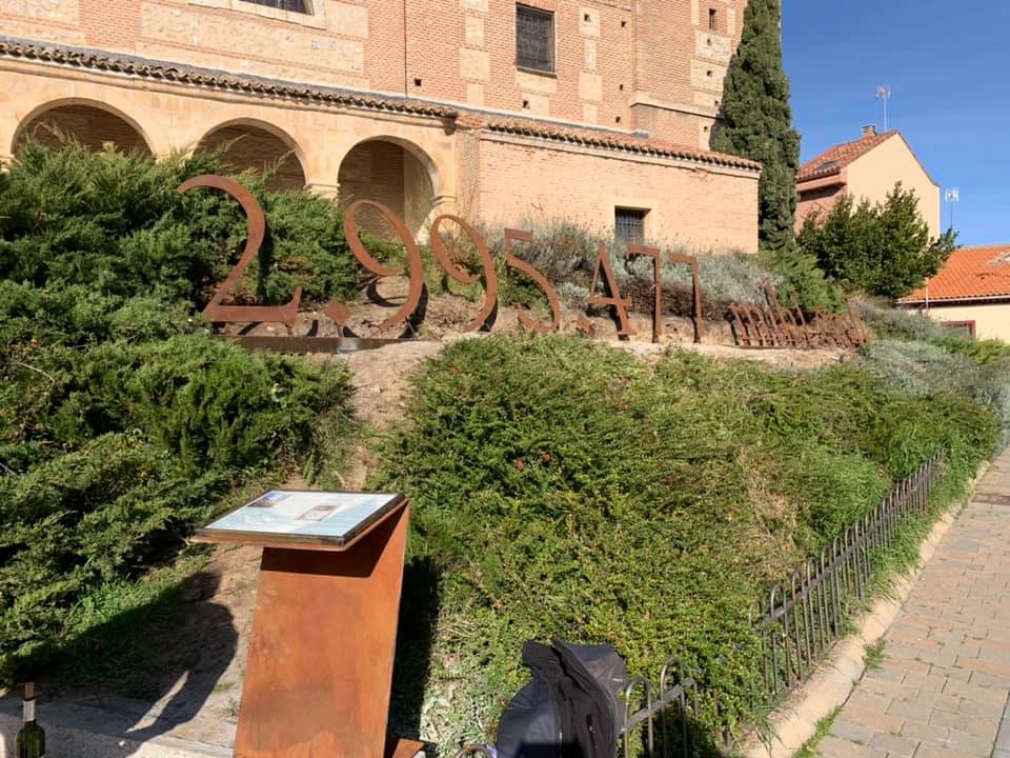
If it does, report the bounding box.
[0,0,760,250]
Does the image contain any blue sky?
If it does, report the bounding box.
[782,1,1010,246]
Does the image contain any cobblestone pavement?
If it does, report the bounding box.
[818,449,1010,758]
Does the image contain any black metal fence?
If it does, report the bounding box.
[750,448,942,700]
[451,450,946,758]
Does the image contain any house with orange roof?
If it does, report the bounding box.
[898,244,1010,341]
[797,126,941,238]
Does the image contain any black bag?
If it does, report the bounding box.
[495,639,629,758]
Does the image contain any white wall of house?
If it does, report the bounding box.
[916,302,1010,341]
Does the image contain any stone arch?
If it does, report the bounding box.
[13,99,154,157]
[197,120,307,192]
[337,137,440,239]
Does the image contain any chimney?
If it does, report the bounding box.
[862,124,877,138]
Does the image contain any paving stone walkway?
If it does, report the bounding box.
[818,449,1010,758]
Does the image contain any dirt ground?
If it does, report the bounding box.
[40,293,858,745]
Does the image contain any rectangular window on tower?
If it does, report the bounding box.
[516,5,556,74]
[615,208,648,244]
[708,8,718,30]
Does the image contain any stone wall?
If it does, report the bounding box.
[473,132,758,252]
[0,57,759,252]
[0,0,748,149]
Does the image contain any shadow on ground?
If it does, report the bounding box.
[388,556,442,748]
[34,568,239,753]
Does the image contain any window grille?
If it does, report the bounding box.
[615,208,647,244]
[940,321,976,339]
[516,5,555,73]
[244,0,309,13]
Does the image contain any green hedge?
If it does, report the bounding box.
[375,336,997,747]
[0,331,355,676]
[0,138,371,310]
[0,140,359,679]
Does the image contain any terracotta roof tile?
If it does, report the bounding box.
[453,113,486,129]
[479,118,762,171]
[899,244,1010,303]
[0,38,458,119]
[797,131,898,182]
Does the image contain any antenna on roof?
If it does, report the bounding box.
[876,85,892,132]
[945,187,960,231]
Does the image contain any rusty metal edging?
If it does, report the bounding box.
[215,335,438,354]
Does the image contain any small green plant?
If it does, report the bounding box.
[793,707,841,758]
[863,638,887,671]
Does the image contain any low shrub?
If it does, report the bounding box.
[933,335,1010,366]
[375,336,996,748]
[851,298,949,342]
[0,137,383,310]
[0,140,360,680]
[0,281,195,349]
[468,218,838,318]
[855,299,1010,450]
[0,333,355,674]
[863,339,1010,450]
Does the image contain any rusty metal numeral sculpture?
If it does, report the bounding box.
[324,199,425,336]
[627,244,665,343]
[177,175,303,326]
[175,174,732,346]
[430,214,499,332]
[668,251,706,344]
[578,241,635,338]
[503,229,562,333]
[624,245,706,343]
[729,284,870,349]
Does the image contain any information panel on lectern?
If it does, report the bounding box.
[197,490,406,547]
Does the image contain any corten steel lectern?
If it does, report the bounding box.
[194,490,424,758]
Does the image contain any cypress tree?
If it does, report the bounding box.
[714,0,800,251]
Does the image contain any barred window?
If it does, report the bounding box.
[244,0,309,12]
[516,5,555,74]
[615,208,647,244]
[940,321,976,339]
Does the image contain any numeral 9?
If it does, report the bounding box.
[429,214,498,332]
[323,200,425,336]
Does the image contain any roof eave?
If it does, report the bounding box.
[797,169,846,191]
[899,294,1010,306]
[483,120,762,172]
[0,37,459,120]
